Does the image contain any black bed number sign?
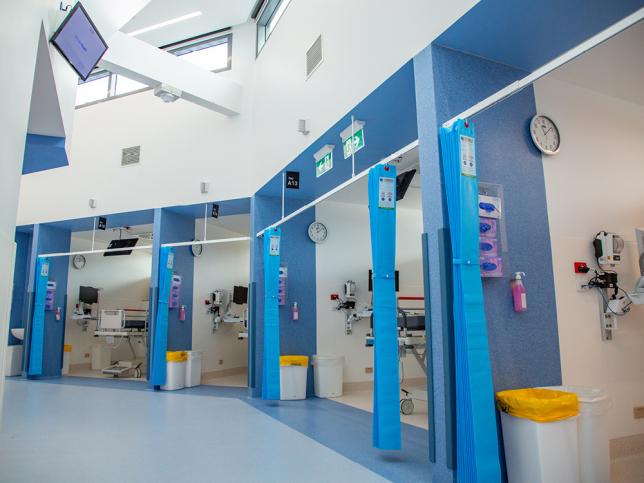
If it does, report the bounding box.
[211,204,220,219]
[286,171,300,189]
[97,217,107,230]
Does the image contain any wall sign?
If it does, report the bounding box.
[342,127,365,159]
[378,176,395,209]
[211,203,219,219]
[286,171,300,189]
[460,135,476,177]
[97,216,107,230]
[314,144,334,178]
[269,235,280,256]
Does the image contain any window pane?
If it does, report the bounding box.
[177,43,229,71]
[267,0,290,35]
[114,75,147,96]
[75,76,109,105]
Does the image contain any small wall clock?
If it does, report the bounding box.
[307,221,328,243]
[530,114,561,155]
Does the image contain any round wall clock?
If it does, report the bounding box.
[530,114,561,155]
[72,254,86,270]
[190,240,203,257]
[307,221,328,244]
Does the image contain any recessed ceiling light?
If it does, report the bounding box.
[127,11,203,37]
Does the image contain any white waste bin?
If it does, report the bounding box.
[185,351,202,388]
[62,344,72,375]
[5,345,23,376]
[497,388,580,483]
[91,343,111,370]
[280,355,308,400]
[161,351,187,391]
[312,354,344,398]
[543,385,610,483]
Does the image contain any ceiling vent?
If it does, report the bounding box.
[306,35,323,79]
[121,145,141,167]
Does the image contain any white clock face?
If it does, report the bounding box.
[190,240,203,257]
[72,254,86,270]
[530,115,560,155]
[308,221,328,243]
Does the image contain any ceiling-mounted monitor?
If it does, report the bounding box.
[50,2,108,81]
[396,169,417,202]
[104,238,138,256]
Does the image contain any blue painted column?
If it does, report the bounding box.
[250,194,317,398]
[9,231,32,346]
[24,224,71,378]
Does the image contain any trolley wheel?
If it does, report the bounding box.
[135,368,142,378]
[400,398,414,415]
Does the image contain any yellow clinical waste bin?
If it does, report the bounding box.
[280,355,308,400]
[496,388,580,483]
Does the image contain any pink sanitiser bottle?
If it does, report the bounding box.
[511,272,527,312]
[292,302,299,321]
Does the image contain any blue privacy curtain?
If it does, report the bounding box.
[368,164,401,450]
[262,227,281,400]
[28,257,49,377]
[439,120,501,481]
[150,246,175,386]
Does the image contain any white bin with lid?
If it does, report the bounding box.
[185,350,202,388]
[280,355,308,400]
[497,388,580,483]
[543,385,610,483]
[161,351,187,391]
[312,354,344,398]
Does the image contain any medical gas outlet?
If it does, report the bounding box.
[331,280,371,335]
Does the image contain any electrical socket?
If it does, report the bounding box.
[634,406,644,419]
[218,359,223,365]
[84,353,90,359]
[365,367,373,374]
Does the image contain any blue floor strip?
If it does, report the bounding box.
[12,376,431,482]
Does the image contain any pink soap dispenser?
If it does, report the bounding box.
[511,272,527,312]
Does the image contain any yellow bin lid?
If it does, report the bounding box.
[64,344,72,352]
[280,355,309,367]
[167,351,188,362]
[496,388,579,422]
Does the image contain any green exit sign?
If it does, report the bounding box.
[316,151,333,178]
[342,127,365,159]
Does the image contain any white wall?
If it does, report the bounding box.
[316,196,425,384]
[192,220,250,374]
[16,0,477,226]
[535,77,644,440]
[64,235,152,366]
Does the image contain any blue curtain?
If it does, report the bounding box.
[150,247,174,386]
[27,257,49,377]
[368,164,401,450]
[439,120,501,482]
[262,228,281,400]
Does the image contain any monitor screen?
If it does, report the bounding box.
[104,238,138,256]
[79,285,99,304]
[368,270,399,292]
[50,2,108,81]
[233,285,248,305]
[396,169,416,201]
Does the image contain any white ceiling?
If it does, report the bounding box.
[73,224,155,245]
[120,0,257,46]
[550,20,644,106]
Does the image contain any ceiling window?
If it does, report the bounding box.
[256,0,291,55]
[76,31,232,108]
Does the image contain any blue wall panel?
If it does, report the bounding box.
[9,232,32,345]
[158,209,194,351]
[429,45,561,392]
[22,134,69,175]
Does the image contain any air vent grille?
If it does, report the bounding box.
[306,35,323,78]
[121,146,141,167]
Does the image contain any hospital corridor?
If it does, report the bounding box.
[1,1,644,482]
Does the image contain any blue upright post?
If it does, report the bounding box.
[150,246,175,387]
[27,257,49,377]
[262,228,281,400]
[368,164,401,450]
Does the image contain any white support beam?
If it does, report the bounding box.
[100,32,243,116]
[255,139,420,237]
[38,244,153,259]
[443,7,644,128]
[161,237,250,248]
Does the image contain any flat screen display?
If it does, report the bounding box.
[79,285,99,304]
[233,286,248,305]
[50,2,108,81]
[104,238,138,256]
